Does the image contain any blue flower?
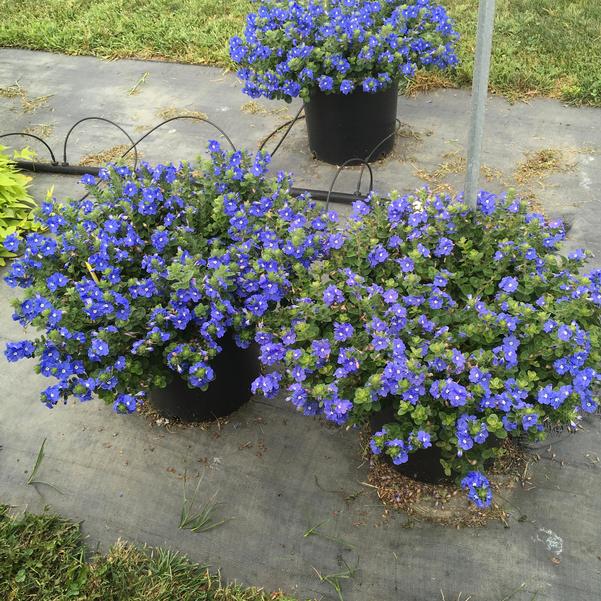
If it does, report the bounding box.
[441,379,468,407]
[5,340,35,362]
[189,362,216,388]
[574,368,595,391]
[318,75,333,92]
[362,77,379,92]
[42,384,63,407]
[251,372,282,398]
[3,233,20,253]
[499,276,518,293]
[246,294,269,316]
[417,243,431,257]
[386,438,409,465]
[434,237,453,257]
[334,322,354,341]
[469,367,484,383]
[46,272,69,292]
[260,342,286,365]
[461,471,492,508]
[398,256,414,273]
[368,244,389,267]
[568,249,586,261]
[47,309,63,326]
[88,339,109,361]
[151,230,169,252]
[478,192,496,215]
[340,79,354,95]
[312,339,331,360]
[522,413,538,430]
[428,295,443,310]
[123,181,138,197]
[323,285,344,306]
[383,289,398,304]
[416,430,432,448]
[113,394,138,414]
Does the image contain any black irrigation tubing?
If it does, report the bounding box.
[325,157,374,213]
[258,104,305,156]
[63,116,139,171]
[14,161,97,176]
[2,112,376,205]
[0,132,58,164]
[355,118,403,193]
[290,187,364,204]
[67,116,236,203]
[121,115,237,158]
[256,103,375,207]
[258,105,401,205]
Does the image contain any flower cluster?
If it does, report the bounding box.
[461,471,492,509]
[253,188,601,506]
[230,0,458,101]
[4,144,337,414]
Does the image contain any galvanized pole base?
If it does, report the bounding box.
[464,0,497,208]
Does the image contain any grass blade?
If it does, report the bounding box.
[26,439,63,494]
[179,473,228,534]
[27,438,46,484]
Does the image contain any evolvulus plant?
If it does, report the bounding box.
[230,0,459,102]
[4,144,339,414]
[252,189,601,507]
[5,142,600,508]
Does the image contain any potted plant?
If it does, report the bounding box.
[252,189,601,507]
[4,143,339,422]
[230,0,458,165]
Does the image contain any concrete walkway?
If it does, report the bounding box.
[1,49,600,601]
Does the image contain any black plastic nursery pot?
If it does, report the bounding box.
[149,334,260,422]
[370,404,497,485]
[303,82,399,165]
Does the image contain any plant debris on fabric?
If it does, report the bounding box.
[364,433,531,528]
[514,148,575,185]
[0,81,53,113]
[79,144,138,167]
[156,107,208,121]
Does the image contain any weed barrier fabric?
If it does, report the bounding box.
[1,49,601,601]
[1,368,600,601]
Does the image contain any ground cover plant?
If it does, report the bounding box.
[0,0,599,106]
[0,504,298,600]
[3,144,337,413]
[0,145,40,266]
[229,0,458,101]
[252,189,601,508]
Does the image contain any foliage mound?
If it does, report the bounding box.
[253,189,601,507]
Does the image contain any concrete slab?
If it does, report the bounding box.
[1,49,601,601]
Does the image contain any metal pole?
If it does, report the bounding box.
[464,0,496,207]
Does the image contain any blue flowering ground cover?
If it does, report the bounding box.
[3,144,339,414]
[4,145,601,509]
[251,188,601,508]
[230,0,459,102]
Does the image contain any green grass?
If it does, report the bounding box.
[0,0,600,106]
[0,0,252,66]
[445,0,601,106]
[0,504,299,601]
